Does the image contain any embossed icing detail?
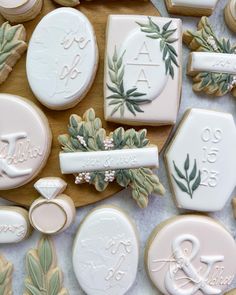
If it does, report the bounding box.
[26,8,98,110]
[58,108,165,208]
[152,234,224,295]
[183,17,236,97]
[34,177,67,199]
[171,0,219,9]
[72,207,139,295]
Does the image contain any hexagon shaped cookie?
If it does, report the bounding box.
[165,108,236,212]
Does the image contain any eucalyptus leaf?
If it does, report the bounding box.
[38,236,53,274]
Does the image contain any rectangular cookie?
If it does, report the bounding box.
[104,15,182,126]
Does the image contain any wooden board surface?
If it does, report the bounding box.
[0,0,173,208]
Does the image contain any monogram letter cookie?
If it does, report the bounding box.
[104,15,182,126]
[146,215,236,295]
[165,109,236,212]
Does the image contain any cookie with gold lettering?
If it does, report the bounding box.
[73,206,139,295]
[145,215,236,295]
[0,0,43,23]
[26,7,98,110]
[104,15,182,126]
[0,94,52,190]
[165,108,236,212]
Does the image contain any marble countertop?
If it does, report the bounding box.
[1,0,236,294]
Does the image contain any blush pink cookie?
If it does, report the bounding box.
[145,215,236,295]
[0,94,52,190]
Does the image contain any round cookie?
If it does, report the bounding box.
[0,94,52,190]
[0,0,43,23]
[145,215,236,295]
[73,206,139,295]
[225,0,236,33]
[26,7,98,110]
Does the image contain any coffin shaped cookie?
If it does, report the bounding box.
[27,7,98,110]
[165,108,236,212]
[184,17,236,97]
[165,0,219,16]
[104,15,182,126]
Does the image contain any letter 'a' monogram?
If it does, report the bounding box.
[0,132,32,178]
[152,234,224,295]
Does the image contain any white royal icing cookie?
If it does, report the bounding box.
[165,109,236,212]
[27,7,98,110]
[146,215,236,295]
[73,206,139,295]
[104,15,182,126]
[0,206,32,243]
[0,94,52,190]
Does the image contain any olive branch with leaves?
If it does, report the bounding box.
[106,47,151,117]
[172,154,201,199]
[137,17,179,79]
[183,16,236,96]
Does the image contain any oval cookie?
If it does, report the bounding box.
[0,94,52,190]
[73,206,139,295]
[26,7,98,110]
[0,206,32,243]
[145,215,236,295]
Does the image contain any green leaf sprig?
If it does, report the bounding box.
[137,17,179,79]
[58,108,165,208]
[24,236,68,295]
[172,154,201,199]
[0,255,13,295]
[183,17,236,96]
[106,47,150,117]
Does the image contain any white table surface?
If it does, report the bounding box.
[1,0,236,294]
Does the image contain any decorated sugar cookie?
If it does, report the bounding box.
[0,255,13,295]
[0,22,27,85]
[165,109,236,212]
[104,15,182,126]
[225,0,236,33]
[184,17,236,97]
[145,215,236,295]
[52,0,80,6]
[73,206,139,295]
[165,0,219,16]
[0,94,52,190]
[24,236,68,295]
[0,206,32,243]
[0,0,43,23]
[27,7,98,110]
[58,108,165,208]
[29,177,76,234]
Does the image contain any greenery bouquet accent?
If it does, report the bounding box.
[58,108,165,208]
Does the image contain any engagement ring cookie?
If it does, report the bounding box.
[0,0,43,23]
[73,206,139,295]
[58,108,165,208]
[29,177,76,234]
[27,8,98,110]
[165,109,236,212]
[184,17,236,97]
[145,215,236,295]
[104,15,182,126]
[225,0,236,33]
[0,94,52,190]
[165,0,219,16]
[0,22,27,85]
[0,206,32,243]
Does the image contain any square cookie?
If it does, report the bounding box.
[104,15,182,126]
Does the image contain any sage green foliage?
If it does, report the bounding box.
[58,108,165,208]
[24,236,68,295]
[137,17,179,79]
[107,47,150,117]
[0,22,26,71]
[0,256,13,295]
[184,17,236,96]
[172,154,201,199]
